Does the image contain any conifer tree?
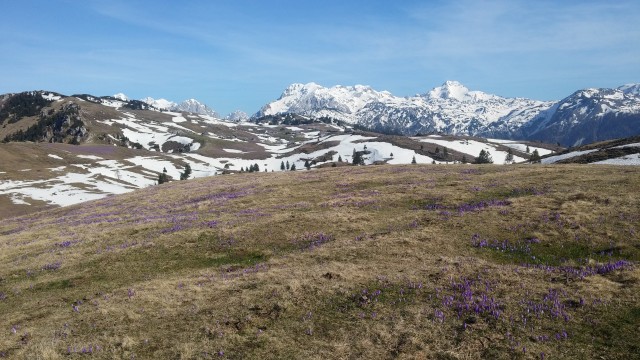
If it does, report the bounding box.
[304,159,311,170]
[286,161,290,170]
[475,149,493,164]
[338,155,342,162]
[411,155,417,164]
[352,151,364,165]
[290,163,296,171]
[158,167,169,184]
[530,149,541,163]
[280,161,285,171]
[505,148,514,164]
[180,163,192,180]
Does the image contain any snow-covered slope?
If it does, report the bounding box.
[174,99,219,117]
[540,135,640,164]
[113,93,129,101]
[520,87,640,146]
[619,83,640,97]
[141,97,178,111]
[226,110,249,122]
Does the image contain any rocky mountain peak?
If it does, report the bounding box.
[425,81,470,101]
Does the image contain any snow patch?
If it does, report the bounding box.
[541,149,598,164]
[593,153,640,165]
[77,155,104,160]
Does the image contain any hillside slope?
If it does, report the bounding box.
[0,91,559,216]
[0,165,638,359]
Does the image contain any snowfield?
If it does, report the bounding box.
[594,154,640,165]
[0,107,561,210]
[416,137,526,163]
[541,150,599,164]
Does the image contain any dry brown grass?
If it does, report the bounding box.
[0,164,638,359]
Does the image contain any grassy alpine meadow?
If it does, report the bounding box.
[0,164,638,359]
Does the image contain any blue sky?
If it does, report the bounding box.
[1,0,639,115]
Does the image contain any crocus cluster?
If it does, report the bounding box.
[521,260,633,279]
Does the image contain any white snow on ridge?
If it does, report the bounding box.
[541,149,598,164]
[48,154,64,160]
[223,148,246,154]
[498,143,554,156]
[41,93,62,101]
[593,153,640,165]
[104,114,198,151]
[113,93,129,101]
[613,142,640,149]
[77,155,104,160]
[417,138,526,163]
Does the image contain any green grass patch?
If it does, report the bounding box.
[36,278,73,291]
[570,306,640,359]
[475,240,637,266]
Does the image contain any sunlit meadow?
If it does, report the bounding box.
[0,164,638,359]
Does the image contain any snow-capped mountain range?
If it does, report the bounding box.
[137,96,219,117]
[254,81,640,146]
[112,93,247,120]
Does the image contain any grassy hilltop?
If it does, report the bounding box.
[0,164,638,359]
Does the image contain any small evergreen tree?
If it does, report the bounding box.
[180,163,192,180]
[432,160,436,164]
[254,163,260,172]
[352,151,364,165]
[280,161,285,171]
[390,152,394,157]
[530,149,541,163]
[475,149,493,164]
[290,163,296,171]
[504,148,514,164]
[240,167,244,172]
[286,161,290,170]
[338,155,343,162]
[526,145,530,153]
[411,155,417,164]
[158,167,169,184]
[304,159,311,170]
